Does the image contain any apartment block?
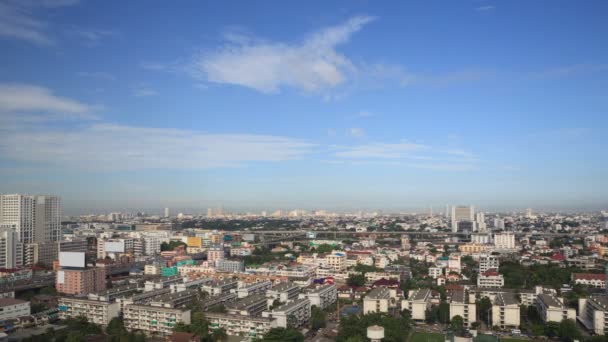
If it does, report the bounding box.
[579,294,608,335]
[536,294,576,323]
[299,284,337,310]
[124,304,191,336]
[449,288,477,327]
[402,288,432,321]
[363,287,391,314]
[58,297,120,326]
[56,267,106,295]
[263,298,311,328]
[207,312,276,338]
[491,292,520,329]
[266,282,300,305]
[226,294,268,316]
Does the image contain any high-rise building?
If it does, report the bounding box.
[0,194,61,244]
[451,205,474,232]
[164,208,170,218]
[475,212,486,232]
[0,228,23,269]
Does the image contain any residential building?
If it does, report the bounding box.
[0,298,30,320]
[207,246,224,264]
[299,284,337,310]
[226,294,268,316]
[124,304,191,336]
[58,297,119,326]
[216,259,244,273]
[263,298,311,328]
[56,267,106,295]
[477,270,505,288]
[449,288,476,327]
[206,313,276,338]
[402,288,432,321]
[0,228,22,269]
[491,293,520,329]
[494,233,516,249]
[479,255,500,273]
[572,273,606,288]
[536,294,576,323]
[363,287,391,314]
[237,281,272,299]
[266,282,300,304]
[579,294,608,335]
[202,279,238,296]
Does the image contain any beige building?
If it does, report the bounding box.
[123,304,191,336]
[262,298,310,328]
[402,288,432,321]
[449,288,476,327]
[299,284,337,310]
[491,293,520,329]
[363,287,391,314]
[536,294,576,323]
[207,312,276,338]
[579,294,608,335]
[58,297,120,326]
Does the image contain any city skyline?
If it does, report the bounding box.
[1,1,607,211]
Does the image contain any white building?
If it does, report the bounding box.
[479,255,500,273]
[0,228,22,269]
[402,288,432,321]
[491,293,520,329]
[363,287,391,314]
[536,294,576,323]
[206,313,276,338]
[299,284,337,310]
[429,267,442,279]
[477,270,505,288]
[58,297,120,326]
[263,298,311,328]
[451,206,474,232]
[449,288,477,327]
[0,298,30,320]
[579,294,608,335]
[267,282,300,304]
[0,194,61,244]
[494,233,515,249]
[124,304,191,336]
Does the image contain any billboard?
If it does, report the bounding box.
[59,251,85,268]
[105,240,125,253]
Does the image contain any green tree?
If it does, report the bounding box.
[558,319,581,342]
[450,315,465,336]
[438,301,450,324]
[106,317,128,338]
[315,244,335,253]
[261,327,305,342]
[311,306,327,330]
[211,327,227,342]
[347,274,366,287]
[476,297,492,325]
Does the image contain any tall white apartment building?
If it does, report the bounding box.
[491,293,520,329]
[536,294,576,323]
[451,206,474,232]
[402,288,432,321]
[479,255,500,273]
[494,233,515,249]
[579,295,608,335]
[263,298,311,328]
[449,288,477,327]
[0,228,23,268]
[475,212,487,232]
[0,195,61,244]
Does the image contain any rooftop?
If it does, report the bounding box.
[366,286,391,300]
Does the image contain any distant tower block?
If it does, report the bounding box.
[367,325,384,342]
[605,264,608,295]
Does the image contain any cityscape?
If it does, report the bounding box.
[1,1,608,342]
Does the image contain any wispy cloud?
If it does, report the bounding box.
[67,27,116,47]
[0,83,96,120]
[188,16,376,94]
[132,85,158,97]
[0,123,314,170]
[356,110,373,118]
[475,5,495,11]
[349,127,366,138]
[77,71,115,81]
[529,63,608,79]
[0,0,79,45]
[334,142,429,159]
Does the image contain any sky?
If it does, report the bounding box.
[0,0,607,214]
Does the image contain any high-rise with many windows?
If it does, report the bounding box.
[0,194,61,265]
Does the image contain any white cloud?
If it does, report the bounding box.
[0,0,78,45]
[475,5,495,11]
[334,142,428,159]
[132,87,158,97]
[0,83,95,120]
[349,127,366,138]
[0,123,314,170]
[190,16,376,94]
[67,27,115,47]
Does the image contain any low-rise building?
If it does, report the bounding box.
[572,273,606,288]
[536,293,576,323]
[477,270,504,288]
[449,288,476,327]
[58,297,119,326]
[124,304,191,336]
[299,284,337,310]
[266,282,300,305]
[206,313,276,338]
[363,287,391,314]
[263,298,311,328]
[236,281,272,299]
[0,298,30,320]
[491,292,520,329]
[402,288,432,321]
[579,294,608,335]
[226,294,268,316]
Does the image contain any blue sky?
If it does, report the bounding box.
[0,0,607,213]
